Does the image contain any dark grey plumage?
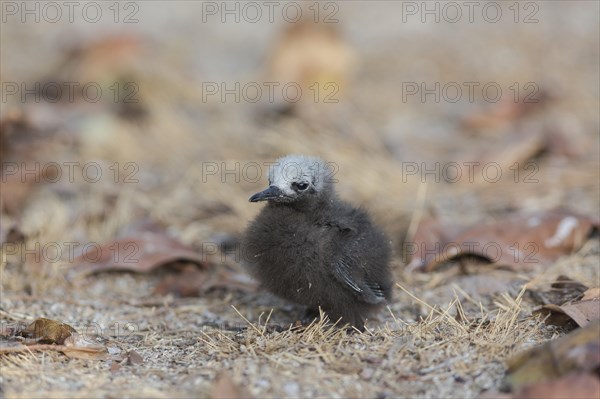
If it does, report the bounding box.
[242,155,392,329]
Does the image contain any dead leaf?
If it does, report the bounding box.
[153,264,257,297]
[481,374,600,399]
[2,320,108,359]
[63,333,109,360]
[68,232,208,279]
[536,306,576,328]
[514,373,600,399]
[533,278,599,327]
[528,275,590,308]
[210,372,252,399]
[68,229,254,297]
[153,263,210,297]
[0,341,108,360]
[404,215,462,270]
[506,320,600,390]
[454,211,597,269]
[551,275,589,292]
[539,301,600,327]
[20,318,76,345]
[208,268,257,293]
[408,211,598,272]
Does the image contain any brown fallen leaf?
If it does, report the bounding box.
[210,372,252,399]
[528,275,590,308]
[404,214,462,269]
[551,275,589,292]
[20,318,76,345]
[536,282,600,328]
[480,373,600,399]
[454,211,598,269]
[209,268,257,293]
[407,210,598,272]
[153,264,257,297]
[63,333,109,360]
[2,318,108,360]
[506,320,600,390]
[514,373,600,399]
[153,263,211,297]
[538,301,600,328]
[68,232,208,279]
[68,229,255,297]
[532,278,599,327]
[0,341,108,360]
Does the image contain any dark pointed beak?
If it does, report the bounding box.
[249,186,286,202]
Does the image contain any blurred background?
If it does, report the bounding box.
[1,1,599,397]
[2,1,598,241]
[2,0,599,299]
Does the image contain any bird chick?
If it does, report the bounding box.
[243,155,392,330]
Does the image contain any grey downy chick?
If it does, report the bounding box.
[243,155,392,330]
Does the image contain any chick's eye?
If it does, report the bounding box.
[294,182,309,191]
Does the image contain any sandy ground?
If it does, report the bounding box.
[1,1,599,398]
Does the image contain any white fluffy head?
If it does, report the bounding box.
[268,154,333,196]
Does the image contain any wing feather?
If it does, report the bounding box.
[333,257,385,304]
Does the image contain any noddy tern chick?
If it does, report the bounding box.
[243,155,392,330]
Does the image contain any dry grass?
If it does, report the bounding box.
[1,277,557,398]
[1,2,599,398]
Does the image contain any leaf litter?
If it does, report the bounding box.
[407,210,598,272]
[1,5,599,399]
[497,320,600,398]
[66,229,256,296]
[1,318,108,360]
[534,279,600,328]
